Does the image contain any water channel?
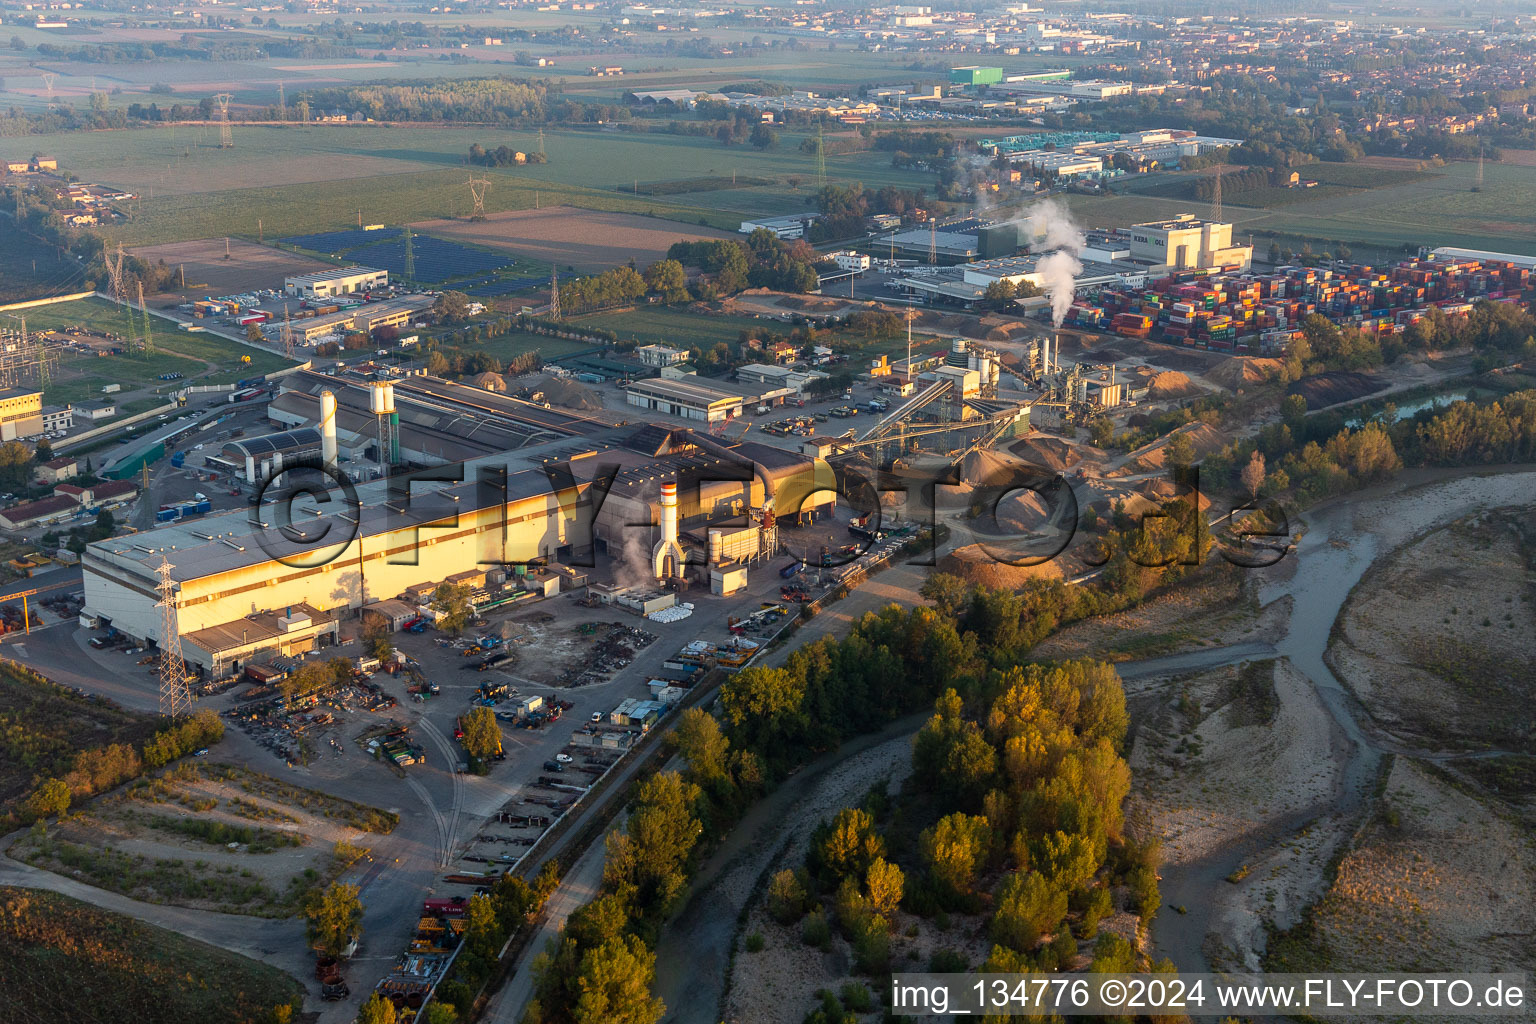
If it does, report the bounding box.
[655,469,1536,1019]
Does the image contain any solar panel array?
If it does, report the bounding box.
[348,235,516,285]
[466,277,542,297]
[279,227,402,252]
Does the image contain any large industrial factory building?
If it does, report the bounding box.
[80,369,837,676]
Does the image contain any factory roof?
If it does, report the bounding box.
[625,376,744,408]
[223,428,323,458]
[284,265,386,286]
[85,428,819,587]
[892,254,1132,303]
[85,452,586,586]
[183,602,330,656]
[1427,246,1536,269]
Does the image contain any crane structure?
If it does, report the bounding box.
[155,559,194,719]
[0,577,78,637]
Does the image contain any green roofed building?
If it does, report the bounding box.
[950,66,1003,86]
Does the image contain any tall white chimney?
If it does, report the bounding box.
[319,389,338,470]
[651,479,685,580]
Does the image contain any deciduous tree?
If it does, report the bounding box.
[460,707,502,767]
[304,882,362,958]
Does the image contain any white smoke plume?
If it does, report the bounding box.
[1024,198,1086,256]
[1035,250,1084,328]
[613,518,654,590]
[1014,198,1086,327]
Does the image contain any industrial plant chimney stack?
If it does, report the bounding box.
[652,479,686,581]
[319,389,338,470]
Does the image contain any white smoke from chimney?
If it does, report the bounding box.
[1036,250,1084,328]
[1025,199,1086,328]
[1025,198,1086,255]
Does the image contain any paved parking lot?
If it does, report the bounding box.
[1,544,855,1020]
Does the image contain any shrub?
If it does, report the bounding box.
[840,982,874,1012]
[801,908,832,948]
[767,868,807,924]
[929,948,967,972]
[851,913,890,974]
[1126,865,1160,920]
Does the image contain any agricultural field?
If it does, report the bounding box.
[11,760,395,916]
[128,236,334,297]
[0,662,158,827]
[0,217,92,304]
[16,124,940,246]
[0,886,304,1024]
[19,296,297,406]
[1079,157,1536,258]
[575,306,778,350]
[1126,161,1440,211]
[420,207,736,273]
[455,331,596,366]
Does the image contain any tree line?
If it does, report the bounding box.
[6,670,225,828]
[1200,386,1536,509]
[524,560,1192,1022]
[466,144,548,167]
[811,182,926,242]
[780,654,1161,986]
[666,232,822,297]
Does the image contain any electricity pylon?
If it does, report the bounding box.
[548,265,560,319]
[467,175,490,220]
[215,93,234,148]
[156,559,194,719]
[138,281,155,356]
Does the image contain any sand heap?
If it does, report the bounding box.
[523,374,602,411]
[938,542,1065,590]
[995,489,1054,530]
[1008,435,1081,473]
[1147,370,1203,400]
[1117,422,1230,475]
[960,448,1020,487]
[1208,356,1284,390]
[1079,477,1160,518]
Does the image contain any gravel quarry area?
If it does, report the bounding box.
[1133,468,1536,977]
